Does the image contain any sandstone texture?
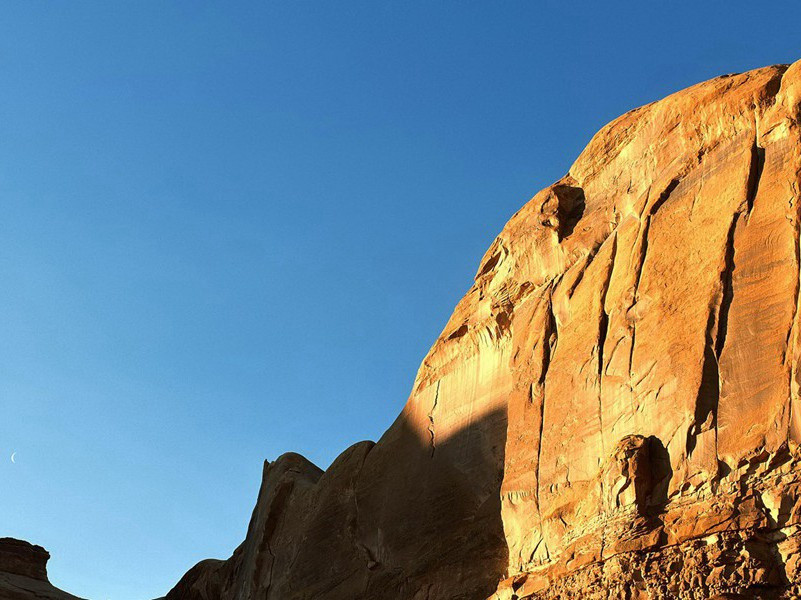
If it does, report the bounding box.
[168,60,801,599]
[0,538,84,600]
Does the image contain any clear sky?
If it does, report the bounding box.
[1,3,799,599]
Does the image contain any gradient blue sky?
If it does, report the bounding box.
[1,3,799,599]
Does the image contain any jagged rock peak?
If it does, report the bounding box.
[0,538,50,581]
[0,538,84,600]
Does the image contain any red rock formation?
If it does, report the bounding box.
[0,538,83,600]
[168,60,801,599]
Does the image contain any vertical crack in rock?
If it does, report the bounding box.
[596,238,616,529]
[598,234,618,476]
[687,208,741,459]
[649,178,682,218]
[745,139,766,216]
[427,380,441,458]
[565,249,596,300]
[535,285,558,548]
[538,287,558,392]
[687,325,721,460]
[598,234,618,385]
[629,179,682,382]
[782,134,801,445]
[685,142,762,459]
[788,167,801,439]
[598,310,610,382]
[685,140,764,459]
[784,151,801,369]
[786,217,801,367]
[715,213,740,361]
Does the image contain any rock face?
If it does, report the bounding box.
[168,60,801,599]
[0,538,83,600]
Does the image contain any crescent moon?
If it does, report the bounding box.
[10,452,16,464]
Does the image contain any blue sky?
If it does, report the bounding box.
[0,3,799,599]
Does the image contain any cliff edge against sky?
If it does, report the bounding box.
[0,538,83,600]
[163,60,801,600]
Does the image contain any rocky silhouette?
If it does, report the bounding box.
[0,538,83,600]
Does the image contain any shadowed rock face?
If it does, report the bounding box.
[168,60,801,600]
[0,538,84,600]
[0,538,49,581]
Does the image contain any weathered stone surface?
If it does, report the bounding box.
[168,60,801,599]
[0,538,84,600]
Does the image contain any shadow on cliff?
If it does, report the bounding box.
[353,403,509,598]
[167,404,509,600]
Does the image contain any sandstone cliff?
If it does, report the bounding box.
[167,60,801,599]
[0,538,84,600]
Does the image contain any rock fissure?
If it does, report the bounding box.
[427,380,441,458]
[745,140,766,216]
[533,284,559,553]
[789,174,801,440]
[627,178,682,381]
[715,212,740,361]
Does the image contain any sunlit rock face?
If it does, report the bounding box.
[168,60,801,600]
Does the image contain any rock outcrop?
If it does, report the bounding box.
[0,538,83,600]
[167,60,801,599]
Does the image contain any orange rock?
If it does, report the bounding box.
[168,60,801,599]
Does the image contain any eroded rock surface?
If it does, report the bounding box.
[0,538,83,600]
[168,60,801,599]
